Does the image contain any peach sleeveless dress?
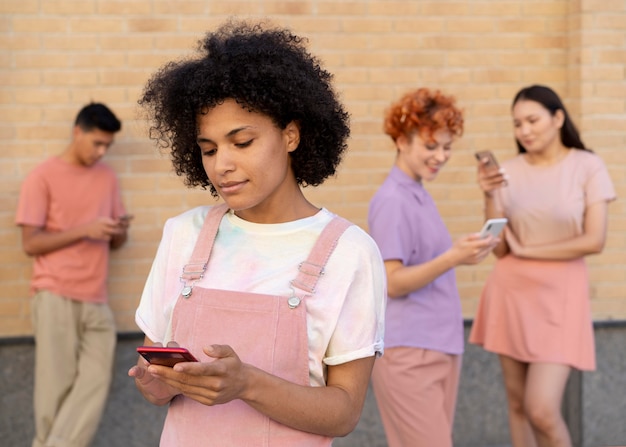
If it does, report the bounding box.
[470,150,616,370]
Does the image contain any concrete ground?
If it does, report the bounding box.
[0,333,509,447]
[2,323,625,446]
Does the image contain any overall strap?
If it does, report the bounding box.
[290,215,353,296]
[180,203,229,284]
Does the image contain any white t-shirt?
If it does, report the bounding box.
[136,206,386,386]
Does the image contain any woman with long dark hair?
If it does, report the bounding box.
[470,85,616,447]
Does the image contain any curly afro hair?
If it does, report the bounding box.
[139,20,350,196]
[384,88,463,144]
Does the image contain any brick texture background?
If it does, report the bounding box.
[1,0,625,336]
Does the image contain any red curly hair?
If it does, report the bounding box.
[384,88,464,144]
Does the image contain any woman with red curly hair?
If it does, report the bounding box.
[368,88,498,446]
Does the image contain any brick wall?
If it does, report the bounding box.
[1,0,624,336]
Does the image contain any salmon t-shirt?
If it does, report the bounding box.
[15,156,126,303]
[495,149,616,247]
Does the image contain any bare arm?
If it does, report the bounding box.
[130,341,375,437]
[236,351,374,436]
[21,217,128,256]
[477,158,509,258]
[507,201,609,260]
[385,233,498,298]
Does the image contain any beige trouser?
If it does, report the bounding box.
[31,290,116,447]
[371,346,462,447]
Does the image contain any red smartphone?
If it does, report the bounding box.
[136,346,198,367]
[475,150,500,172]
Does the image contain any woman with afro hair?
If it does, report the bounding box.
[128,21,386,446]
[367,88,498,447]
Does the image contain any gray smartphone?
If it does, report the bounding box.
[475,151,500,172]
[479,218,508,239]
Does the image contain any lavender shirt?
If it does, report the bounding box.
[368,166,464,355]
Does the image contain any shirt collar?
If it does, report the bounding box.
[388,165,428,203]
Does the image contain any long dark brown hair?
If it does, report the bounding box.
[512,85,590,153]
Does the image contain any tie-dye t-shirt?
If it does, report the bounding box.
[136,206,386,387]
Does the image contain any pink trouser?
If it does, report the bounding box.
[31,290,116,447]
[372,346,462,447]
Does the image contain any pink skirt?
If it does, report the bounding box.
[469,255,595,371]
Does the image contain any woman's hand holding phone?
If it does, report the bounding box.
[128,341,188,405]
[449,232,499,266]
[131,342,251,408]
[475,151,508,197]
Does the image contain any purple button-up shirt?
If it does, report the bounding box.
[368,166,463,354]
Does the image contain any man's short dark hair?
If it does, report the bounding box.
[75,102,122,133]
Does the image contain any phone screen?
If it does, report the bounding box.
[137,346,198,367]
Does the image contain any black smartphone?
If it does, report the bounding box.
[136,346,198,367]
[474,150,500,172]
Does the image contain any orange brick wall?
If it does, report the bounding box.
[1,0,624,336]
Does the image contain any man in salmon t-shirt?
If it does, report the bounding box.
[15,102,131,447]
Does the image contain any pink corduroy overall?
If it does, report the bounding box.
[160,204,351,446]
